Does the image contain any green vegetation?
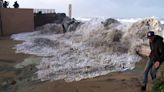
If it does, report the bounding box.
[152,77,164,92]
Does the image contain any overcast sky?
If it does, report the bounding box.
[8,0,164,18]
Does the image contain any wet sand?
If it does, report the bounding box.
[0,36,153,92]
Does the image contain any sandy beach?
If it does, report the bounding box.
[0,36,153,92]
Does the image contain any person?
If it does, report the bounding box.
[141,31,164,91]
[13,1,19,8]
[0,0,3,8]
[62,24,66,33]
[3,1,8,8]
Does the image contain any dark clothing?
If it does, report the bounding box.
[149,35,164,63]
[142,35,164,89]
[13,2,19,8]
[3,1,8,8]
[143,58,160,86]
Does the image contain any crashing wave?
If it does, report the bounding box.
[11,17,162,82]
[122,18,161,54]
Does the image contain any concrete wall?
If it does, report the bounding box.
[0,8,34,36]
[34,13,66,28]
[34,13,56,28]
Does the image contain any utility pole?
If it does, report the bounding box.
[69,4,72,18]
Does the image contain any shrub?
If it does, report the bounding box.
[152,77,164,92]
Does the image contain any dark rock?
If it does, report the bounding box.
[62,18,82,32]
[10,80,16,85]
[67,21,81,32]
[102,18,120,28]
[35,12,83,33]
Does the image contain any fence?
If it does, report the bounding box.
[33,9,56,14]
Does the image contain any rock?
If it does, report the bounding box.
[101,18,120,29]
[67,21,81,32]
[63,18,82,32]
[35,17,82,34]
[10,80,16,85]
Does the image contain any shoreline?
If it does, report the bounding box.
[0,36,153,92]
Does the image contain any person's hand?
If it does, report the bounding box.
[154,61,160,69]
[144,67,147,72]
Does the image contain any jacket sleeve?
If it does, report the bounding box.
[157,40,164,63]
[149,42,153,57]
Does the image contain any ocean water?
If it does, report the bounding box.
[11,17,162,82]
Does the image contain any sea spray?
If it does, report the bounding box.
[11,17,162,82]
[36,53,140,82]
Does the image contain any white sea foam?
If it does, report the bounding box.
[117,18,142,23]
[12,17,162,82]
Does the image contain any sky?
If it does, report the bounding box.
[7,0,164,18]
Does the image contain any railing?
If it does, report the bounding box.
[33,9,56,14]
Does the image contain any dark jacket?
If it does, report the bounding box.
[149,35,164,63]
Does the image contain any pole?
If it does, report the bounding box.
[69,4,72,18]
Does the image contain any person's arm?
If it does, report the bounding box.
[149,41,153,57]
[154,40,164,68]
[157,40,164,63]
